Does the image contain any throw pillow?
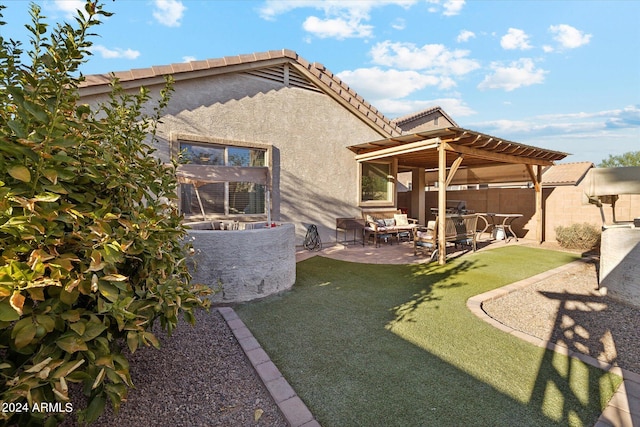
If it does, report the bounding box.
[384,218,395,227]
[394,214,409,226]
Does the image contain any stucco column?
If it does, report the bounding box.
[411,167,426,224]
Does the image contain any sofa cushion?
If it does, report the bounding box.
[394,214,409,226]
[416,230,433,239]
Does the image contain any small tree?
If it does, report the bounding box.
[598,151,640,167]
[0,2,210,425]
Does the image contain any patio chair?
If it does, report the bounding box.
[413,220,438,261]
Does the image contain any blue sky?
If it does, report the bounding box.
[2,0,639,165]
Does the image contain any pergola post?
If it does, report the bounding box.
[535,165,543,243]
[526,164,544,243]
[437,143,447,265]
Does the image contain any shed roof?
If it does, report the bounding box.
[541,161,594,187]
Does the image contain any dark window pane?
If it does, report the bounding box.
[181,183,225,214]
[229,182,265,214]
[181,143,224,165]
[361,162,391,201]
[228,147,266,167]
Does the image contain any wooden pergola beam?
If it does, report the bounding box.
[443,142,554,166]
[354,138,440,162]
[445,154,465,188]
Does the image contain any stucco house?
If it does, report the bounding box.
[78,49,567,250]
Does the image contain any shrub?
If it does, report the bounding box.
[0,2,210,425]
[554,223,601,251]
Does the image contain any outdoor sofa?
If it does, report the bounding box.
[362,209,419,247]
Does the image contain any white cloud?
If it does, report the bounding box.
[425,0,465,16]
[391,18,406,30]
[53,0,88,18]
[478,58,547,91]
[542,45,554,53]
[377,97,476,118]
[182,56,196,63]
[500,28,532,50]
[258,1,415,39]
[605,105,640,128]
[153,0,186,27]
[303,15,373,39]
[456,30,475,43]
[470,107,639,164]
[91,45,140,60]
[442,0,465,16]
[549,24,592,49]
[259,0,416,20]
[370,41,481,76]
[337,67,440,100]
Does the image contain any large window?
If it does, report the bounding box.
[359,160,396,206]
[180,141,267,216]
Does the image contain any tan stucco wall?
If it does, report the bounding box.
[81,73,384,245]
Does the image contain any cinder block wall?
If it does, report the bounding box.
[399,187,640,242]
[423,188,538,239]
[543,185,637,241]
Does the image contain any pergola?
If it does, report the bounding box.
[348,127,568,264]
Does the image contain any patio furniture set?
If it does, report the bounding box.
[335,208,523,261]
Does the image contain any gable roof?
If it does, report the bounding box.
[79,49,403,138]
[392,106,459,129]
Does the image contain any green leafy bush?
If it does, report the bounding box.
[0,2,210,425]
[554,223,601,251]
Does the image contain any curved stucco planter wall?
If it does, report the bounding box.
[186,223,296,303]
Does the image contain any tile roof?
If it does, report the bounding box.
[392,106,459,128]
[541,161,594,186]
[79,49,403,138]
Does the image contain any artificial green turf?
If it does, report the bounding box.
[236,246,622,427]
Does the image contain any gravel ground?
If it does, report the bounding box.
[483,259,640,374]
[54,248,638,426]
[60,309,287,427]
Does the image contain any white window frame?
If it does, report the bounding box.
[358,159,397,207]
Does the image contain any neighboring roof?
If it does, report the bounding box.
[392,106,459,129]
[79,49,403,138]
[348,126,569,169]
[541,161,594,187]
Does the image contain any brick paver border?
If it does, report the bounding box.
[466,258,640,427]
[218,307,321,427]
